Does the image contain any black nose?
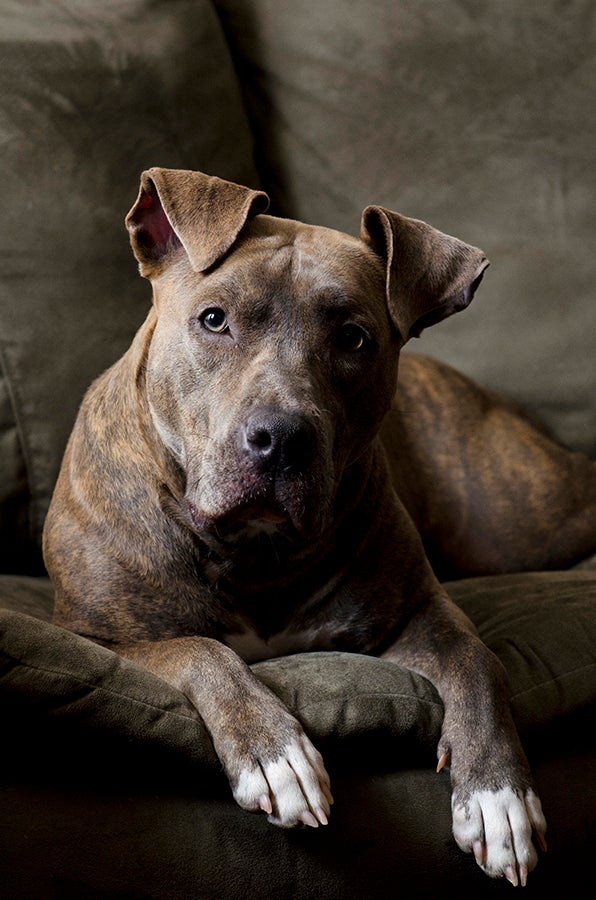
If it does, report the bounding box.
[243,408,316,472]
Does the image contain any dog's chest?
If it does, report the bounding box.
[222,623,332,663]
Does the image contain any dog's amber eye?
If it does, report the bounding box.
[336,323,368,352]
[201,308,229,334]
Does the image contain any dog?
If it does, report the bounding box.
[43,168,596,886]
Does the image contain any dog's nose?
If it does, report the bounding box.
[243,408,316,472]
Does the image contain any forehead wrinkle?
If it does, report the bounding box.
[289,249,376,323]
[203,224,385,329]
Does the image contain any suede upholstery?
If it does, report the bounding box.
[215,0,596,457]
[0,0,259,573]
[1,1,595,897]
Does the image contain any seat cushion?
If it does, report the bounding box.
[1,570,595,768]
[1,570,594,896]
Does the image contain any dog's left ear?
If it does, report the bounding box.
[125,168,270,278]
[361,205,489,341]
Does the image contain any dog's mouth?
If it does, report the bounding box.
[185,495,305,543]
[177,425,335,548]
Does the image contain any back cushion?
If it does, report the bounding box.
[216,0,596,457]
[0,0,259,572]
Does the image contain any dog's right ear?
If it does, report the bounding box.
[125,168,269,278]
[361,205,489,342]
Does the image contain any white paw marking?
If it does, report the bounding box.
[453,786,546,881]
[233,735,332,828]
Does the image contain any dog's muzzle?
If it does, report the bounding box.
[183,406,325,544]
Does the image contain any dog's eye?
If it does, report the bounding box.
[336,323,369,352]
[200,308,229,334]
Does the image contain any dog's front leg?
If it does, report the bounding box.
[116,637,332,828]
[382,593,547,885]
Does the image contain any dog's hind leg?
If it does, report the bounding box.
[383,354,596,577]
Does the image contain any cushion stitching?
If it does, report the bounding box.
[510,660,596,700]
[7,652,594,705]
[2,653,200,723]
[296,693,444,713]
[5,654,446,714]
[0,343,36,543]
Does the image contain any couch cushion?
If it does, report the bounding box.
[0,0,260,572]
[449,571,596,729]
[216,0,596,456]
[1,571,594,769]
[0,371,33,574]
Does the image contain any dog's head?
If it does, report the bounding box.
[126,168,488,549]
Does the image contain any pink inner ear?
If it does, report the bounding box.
[133,185,179,258]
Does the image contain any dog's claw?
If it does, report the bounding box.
[519,864,528,887]
[322,783,334,806]
[436,751,450,773]
[259,793,273,815]
[315,806,329,826]
[473,840,486,867]
[505,865,519,887]
[300,811,319,828]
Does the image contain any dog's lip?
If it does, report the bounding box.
[237,503,289,525]
[186,498,292,535]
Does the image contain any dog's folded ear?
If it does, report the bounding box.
[125,168,270,278]
[361,205,489,342]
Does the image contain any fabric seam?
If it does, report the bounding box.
[0,342,37,546]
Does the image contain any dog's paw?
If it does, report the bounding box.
[452,786,547,885]
[231,733,333,828]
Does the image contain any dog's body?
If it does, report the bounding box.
[43,169,596,886]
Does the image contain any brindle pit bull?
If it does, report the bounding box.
[43,168,596,886]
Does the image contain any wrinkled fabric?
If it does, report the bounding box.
[2,571,595,760]
[1,569,595,896]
